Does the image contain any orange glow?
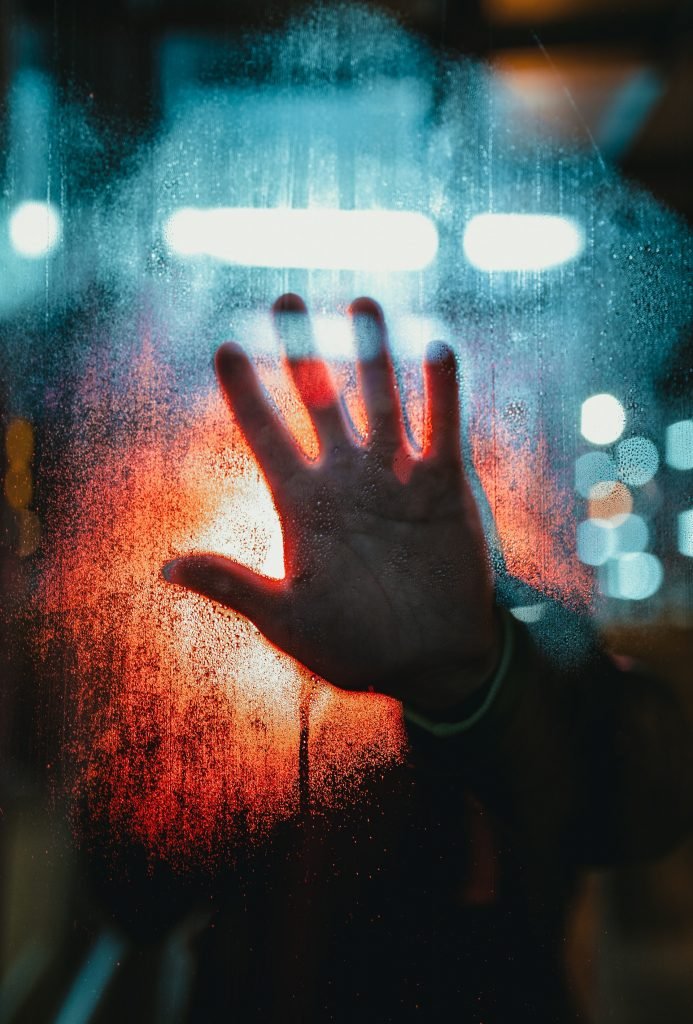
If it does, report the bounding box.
[472,416,592,606]
[4,467,32,509]
[588,481,633,521]
[17,509,41,557]
[484,0,645,22]
[36,341,588,866]
[37,343,404,866]
[6,418,34,465]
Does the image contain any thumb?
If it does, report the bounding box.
[162,554,285,630]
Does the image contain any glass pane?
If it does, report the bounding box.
[1,4,691,1022]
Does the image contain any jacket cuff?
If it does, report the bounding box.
[403,608,516,737]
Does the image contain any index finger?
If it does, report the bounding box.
[216,342,306,490]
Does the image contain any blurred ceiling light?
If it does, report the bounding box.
[163,208,438,271]
[580,393,625,445]
[462,213,583,271]
[9,201,62,258]
[665,420,693,471]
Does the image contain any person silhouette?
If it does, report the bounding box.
[163,292,692,1022]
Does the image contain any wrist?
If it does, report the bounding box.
[403,607,504,720]
[403,608,513,733]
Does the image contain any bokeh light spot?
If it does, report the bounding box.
[9,200,62,257]
[588,480,632,521]
[666,421,693,471]
[603,552,663,601]
[616,435,659,486]
[679,510,693,558]
[5,417,34,465]
[611,513,649,555]
[577,518,615,566]
[574,451,617,499]
[16,509,42,557]
[580,393,626,445]
[510,604,546,623]
[4,467,32,509]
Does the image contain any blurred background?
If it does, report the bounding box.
[1,1,692,1022]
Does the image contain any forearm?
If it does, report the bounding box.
[406,610,693,868]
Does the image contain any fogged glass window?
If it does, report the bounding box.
[1,4,691,1023]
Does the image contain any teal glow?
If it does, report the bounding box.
[616,436,659,486]
[575,451,617,499]
[679,510,693,558]
[612,513,649,554]
[666,421,693,471]
[604,552,663,601]
[577,518,616,566]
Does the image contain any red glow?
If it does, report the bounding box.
[36,341,588,867]
[36,344,403,866]
[288,357,338,410]
[472,417,591,606]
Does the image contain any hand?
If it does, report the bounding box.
[163,294,500,714]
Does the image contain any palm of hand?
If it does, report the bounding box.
[165,295,499,711]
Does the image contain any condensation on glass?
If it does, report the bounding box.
[0,4,691,865]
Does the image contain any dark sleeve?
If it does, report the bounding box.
[406,609,693,869]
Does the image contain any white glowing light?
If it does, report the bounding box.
[577,518,616,566]
[396,315,450,357]
[312,315,357,359]
[163,207,438,271]
[604,552,663,601]
[679,510,693,558]
[580,394,626,445]
[616,436,659,486]
[9,201,62,258]
[666,421,693,471]
[235,312,447,359]
[193,482,285,581]
[462,213,584,272]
